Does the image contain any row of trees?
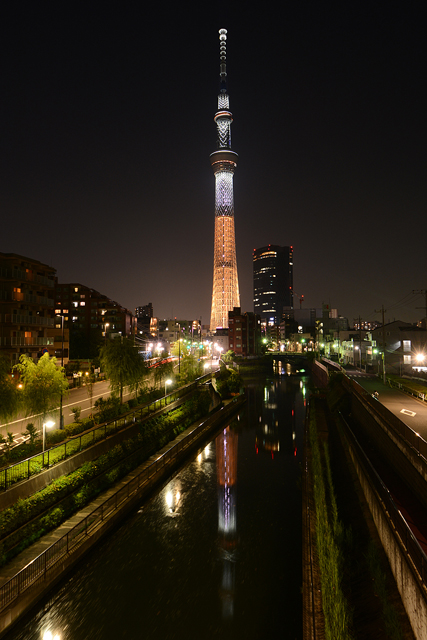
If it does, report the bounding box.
[0,353,69,433]
[1,336,207,436]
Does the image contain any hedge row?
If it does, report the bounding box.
[0,390,211,567]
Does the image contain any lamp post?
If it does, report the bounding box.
[104,322,110,345]
[57,314,65,429]
[176,322,181,374]
[42,420,55,452]
[165,378,172,397]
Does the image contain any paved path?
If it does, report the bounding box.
[345,371,427,441]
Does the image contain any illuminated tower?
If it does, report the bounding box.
[210,28,240,331]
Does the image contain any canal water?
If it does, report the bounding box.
[8,373,307,640]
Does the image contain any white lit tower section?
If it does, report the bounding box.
[210,29,240,331]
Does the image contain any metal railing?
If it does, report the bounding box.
[387,376,427,404]
[0,374,212,492]
[344,376,427,463]
[0,394,243,613]
[339,412,427,589]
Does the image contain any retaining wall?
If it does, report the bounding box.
[341,419,427,640]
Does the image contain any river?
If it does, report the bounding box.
[7,373,308,640]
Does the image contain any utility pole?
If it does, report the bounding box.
[375,305,386,384]
[413,289,427,327]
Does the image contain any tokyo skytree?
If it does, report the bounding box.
[209,28,240,331]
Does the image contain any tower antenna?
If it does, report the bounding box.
[209,29,240,331]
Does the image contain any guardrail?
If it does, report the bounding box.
[0,374,212,492]
[344,376,427,463]
[386,376,427,404]
[0,394,243,613]
[339,412,427,589]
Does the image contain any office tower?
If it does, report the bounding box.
[209,28,240,331]
[253,245,294,325]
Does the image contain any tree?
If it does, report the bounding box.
[22,422,38,446]
[13,353,69,428]
[100,337,146,403]
[85,372,95,414]
[0,432,14,459]
[0,355,20,429]
[223,350,236,364]
[177,352,201,385]
[153,359,174,390]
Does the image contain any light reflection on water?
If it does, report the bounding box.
[8,376,306,640]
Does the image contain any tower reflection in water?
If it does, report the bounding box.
[216,425,238,620]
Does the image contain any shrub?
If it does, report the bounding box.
[22,423,38,446]
[47,429,66,446]
[71,407,82,422]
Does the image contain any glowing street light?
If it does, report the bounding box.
[415,353,425,364]
[165,378,172,396]
[42,420,55,452]
[43,631,61,640]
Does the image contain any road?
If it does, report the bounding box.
[346,370,427,442]
[1,361,217,449]
[0,380,137,446]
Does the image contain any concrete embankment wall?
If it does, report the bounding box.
[340,417,427,640]
[1,394,194,510]
[350,390,427,511]
[0,395,244,638]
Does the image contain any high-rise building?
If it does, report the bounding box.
[210,29,240,331]
[253,245,294,325]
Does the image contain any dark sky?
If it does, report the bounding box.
[2,3,426,326]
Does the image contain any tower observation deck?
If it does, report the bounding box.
[209,28,240,331]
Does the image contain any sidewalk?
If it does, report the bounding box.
[0,455,149,588]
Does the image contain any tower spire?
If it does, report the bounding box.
[209,29,240,331]
[219,28,227,93]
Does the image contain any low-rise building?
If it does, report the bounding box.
[228,307,261,356]
[55,283,134,359]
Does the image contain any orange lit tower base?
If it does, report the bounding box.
[209,29,240,331]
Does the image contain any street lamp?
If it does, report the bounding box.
[354,345,361,368]
[104,323,110,345]
[165,378,172,396]
[42,420,55,452]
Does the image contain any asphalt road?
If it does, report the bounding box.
[346,371,427,442]
[0,380,136,446]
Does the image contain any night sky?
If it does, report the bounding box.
[2,4,426,326]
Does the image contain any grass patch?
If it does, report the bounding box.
[365,541,404,640]
[309,400,354,639]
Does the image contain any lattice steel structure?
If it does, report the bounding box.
[210,28,240,331]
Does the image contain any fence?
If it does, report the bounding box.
[387,376,427,404]
[0,374,212,492]
[0,394,243,613]
[344,376,427,463]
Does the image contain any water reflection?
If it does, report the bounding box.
[273,359,306,376]
[216,426,238,620]
[8,375,306,640]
